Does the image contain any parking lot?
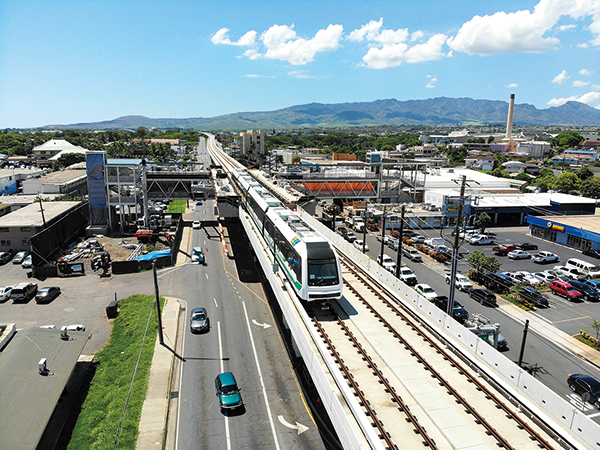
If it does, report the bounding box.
[0,255,158,355]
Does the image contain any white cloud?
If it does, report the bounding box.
[447,0,600,56]
[288,70,316,79]
[350,19,448,69]
[580,68,594,76]
[260,24,344,65]
[245,74,275,78]
[573,80,591,87]
[578,42,590,48]
[557,24,577,31]
[547,91,600,107]
[592,84,600,90]
[506,83,519,88]
[426,76,438,88]
[211,28,257,47]
[552,70,569,84]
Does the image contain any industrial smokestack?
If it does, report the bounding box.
[506,94,515,140]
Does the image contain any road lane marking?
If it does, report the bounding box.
[552,316,592,324]
[217,321,231,450]
[206,273,209,280]
[278,415,309,434]
[251,319,271,329]
[214,298,218,308]
[242,301,280,449]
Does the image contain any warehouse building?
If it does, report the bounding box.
[527,215,600,252]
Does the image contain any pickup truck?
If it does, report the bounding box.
[399,265,418,286]
[402,247,422,262]
[377,254,396,273]
[445,273,473,291]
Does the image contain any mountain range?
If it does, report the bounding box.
[48,97,600,130]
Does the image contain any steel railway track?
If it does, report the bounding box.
[308,255,567,450]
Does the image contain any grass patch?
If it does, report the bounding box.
[166,199,186,213]
[67,294,164,450]
[500,294,533,311]
[575,334,600,351]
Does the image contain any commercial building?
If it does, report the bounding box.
[21,169,87,196]
[0,167,45,195]
[239,130,266,157]
[0,201,82,253]
[527,215,600,252]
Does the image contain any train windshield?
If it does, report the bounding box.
[308,260,338,286]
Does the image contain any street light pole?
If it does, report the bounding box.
[379,207,387,267]
[447,175,467,317]
[395,204,406,279]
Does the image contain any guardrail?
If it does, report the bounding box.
[298,208,600,450]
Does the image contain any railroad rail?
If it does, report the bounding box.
[310,255,564,450]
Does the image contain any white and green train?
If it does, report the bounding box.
[233,169,342,309]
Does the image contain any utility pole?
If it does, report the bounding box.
[447,175,467,317]
[152,261,164,346]
[395,204,406,279]
[379,207,387,267]
[362,204,368,253]
[518,319,530,367]
[38,196,46,229]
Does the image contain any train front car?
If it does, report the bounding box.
[266,207,342,309]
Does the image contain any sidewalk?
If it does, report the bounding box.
[136,297,181,450]
[498,301,600,368]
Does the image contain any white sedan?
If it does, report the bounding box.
[0,286,13,301]
[514,271,541,286]
[192,220,201,229]
[507,249,532,260]
[353,239,369,252]
[415,283,438,300]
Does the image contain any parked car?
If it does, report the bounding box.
[431,296,469,324]
[483,272,515,292]
[534,271,556,284]
[469,288,497,305]
[21,255,32,268]
[415,283,438,300]
[553,265,586,281]
[501,272,528,285]
[402,247,422,262]
[336,227,348,238]
[353,239,369,252]
[582,248,600,259]
[0,252,13,264]
[492,244,520,256]
[585,279,600,292]
[567,374,600,409]
[519,287,549,307]
[550,280,583,300]
[409,235,425,244]
[0,286,13,302]
[12,251,28,264]
[568,280,600,301]
[10,282,38,302]
[468,235,497,245]
[65,324,86,331]
[192,220,201,229]
[387,238,399,250]
[215,372,244,410]
[190,307,210,333]
[507,250,531,260]
[445,273,473,291]
[377,254,396,273]
[376,234,390,244]
[402,231,419,238]
[514,271,541,286]
[195,200,203,205]
[35,286,61,303]
[399,265,418,286]
[345,232,357,243]
[532,251,559,264]
[514,242,539,250]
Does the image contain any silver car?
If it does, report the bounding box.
[190,307,209,333]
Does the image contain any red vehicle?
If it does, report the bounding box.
[493,244,521,256]
[134,229,158,243]
[550,280,583,300]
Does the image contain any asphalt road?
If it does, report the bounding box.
[354,224,600,420]
[158,203,327,450]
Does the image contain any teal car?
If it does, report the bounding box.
[215,372,243,410]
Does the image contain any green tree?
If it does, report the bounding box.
[515,172,532,183]
[487,136,495,144]
[493,153,508,169]
[473,212,492,234]
[551,130,584,149]
[577,166,594,181]
[553,172,580,192]
[534,174,558,192]
[53,152,86,169]
[291,155,301,164]
[538,167,554,177]
[489,168,511,178]
[579,176,600,199]
[467,250,501,274]
[446,146,467,165]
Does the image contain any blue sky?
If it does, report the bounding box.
[1,0,600,128]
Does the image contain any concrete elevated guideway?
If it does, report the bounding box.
[207,134,600,449]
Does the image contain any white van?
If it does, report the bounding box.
[565,258,600,279]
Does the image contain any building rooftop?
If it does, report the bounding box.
[106,158,143,166]
[423,168,513,190]
[0,327,89,450]
[33,138,86,153]
[0,201,82,227]
[476,192,595,208]
[25,169,87,183]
